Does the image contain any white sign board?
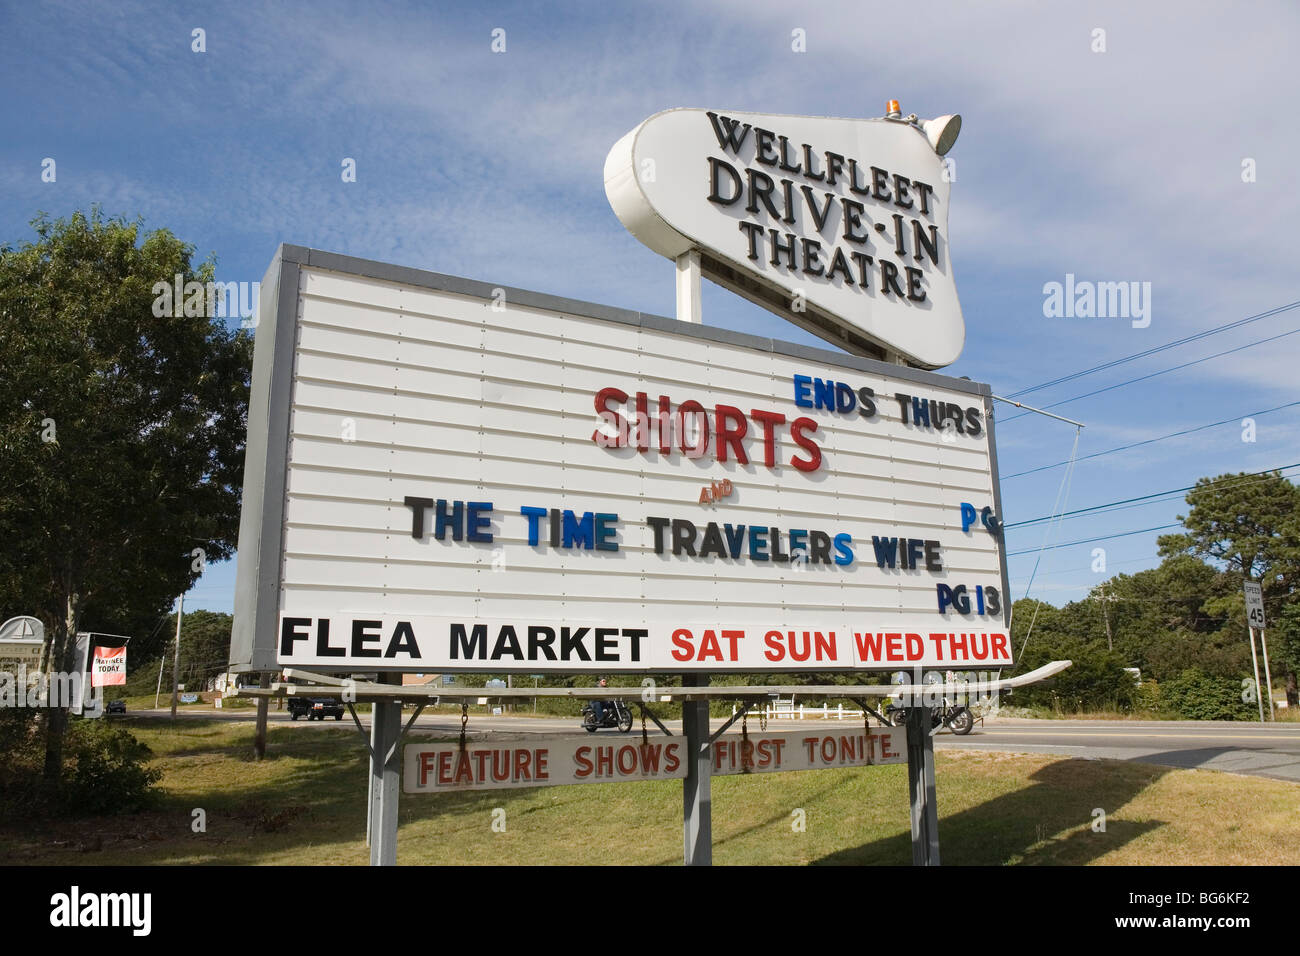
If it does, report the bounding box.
[605,109,964,368]
[403,727,905,793]
[1244,582,1266,629]
[230,249,1010,674]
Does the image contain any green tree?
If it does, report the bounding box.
[165,608,233,690]
[1158,471,1300,705]
[0,209,250,783]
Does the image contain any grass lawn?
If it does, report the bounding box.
[3,716,1297,866]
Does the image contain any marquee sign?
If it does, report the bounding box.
[605,108,965,368]
[229,247,1010,675]
[402,727,905,793]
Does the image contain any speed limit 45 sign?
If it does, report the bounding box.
[1244,582,1266,628]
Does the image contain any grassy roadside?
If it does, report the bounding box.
[4,716,1297,866]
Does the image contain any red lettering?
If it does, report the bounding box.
[815,631,836,661]
[574,746,592,778]
[714,405,749,464]
[634,391,650,452]
[419,752,436,787]
[854,631,884,661]
[722,629,745,661]
[699,629,722,661]
[840,735,857,761]
[657,395,672,454]
[535,749,548,780]
[764,630,785,662]
[491,749,510,782]
[881,732,898,760]
[437,751,453,785]
[671,628,694,662]
[906,633,924,659]
[991,632,1010,661]
[750,408,785,468]
[789,416,822,472]
[617,745,637,775]
[665,743,680,773]
[678,400,709,458]
[638,742,662,772]
[453,750,474,785]
[592,387,629,445]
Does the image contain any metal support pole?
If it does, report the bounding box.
[675,250,702,324]
[253,672,269,760]
[369,674,402,865]
[906,706,940,866]
[169,593,184,719]
[1259,628,1276,720]
[682,674,712,866]
[1247,628,1266,723]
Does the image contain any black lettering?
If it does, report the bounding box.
[280,617,311,656]
[491,625,523,660]
[595,628,619,662]
[706,112,751,153]
[451,623,487,659]
[707,157,743,205]
[528,626,557,661]
[404,496,433,538]
[561,627,592,661]
[351,620,383,658]
[386,621,419,658]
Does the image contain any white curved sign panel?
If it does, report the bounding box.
[605,109,965,369]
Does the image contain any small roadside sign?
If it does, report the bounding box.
[1244,582,1266,629]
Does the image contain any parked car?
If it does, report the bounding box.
[288,696,344,721]
[106,699,127,715]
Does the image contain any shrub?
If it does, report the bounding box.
[1161,668,1255,721]
[0,708,160,817]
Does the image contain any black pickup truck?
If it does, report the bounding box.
[288,697,345,721]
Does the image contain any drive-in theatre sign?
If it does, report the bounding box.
[229,103,1049,868]
[230,256,1009,674]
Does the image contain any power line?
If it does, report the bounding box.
[1000,401,1300,480]
[1001,326,1300,423]
[1004,462,1300,528]
[1006,300,1300,399]
[1006,523,1181,556]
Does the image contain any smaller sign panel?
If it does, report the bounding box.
[90,646,127,687]
[403,727,905,793]
[1244,582,1266,629]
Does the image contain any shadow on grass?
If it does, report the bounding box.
[813,757,1170,866]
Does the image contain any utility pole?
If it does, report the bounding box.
[1096,584,1113,651]
[169,592,184,719]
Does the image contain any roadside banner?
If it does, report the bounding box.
[91,645,127,687]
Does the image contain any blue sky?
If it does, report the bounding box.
[3,0,1297,617]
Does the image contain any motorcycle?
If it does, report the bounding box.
[885,697,974,735]
[581,698,634,733]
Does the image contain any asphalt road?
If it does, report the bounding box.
[141,706,1300,783]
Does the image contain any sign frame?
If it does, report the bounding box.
[228,245,1011,675]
